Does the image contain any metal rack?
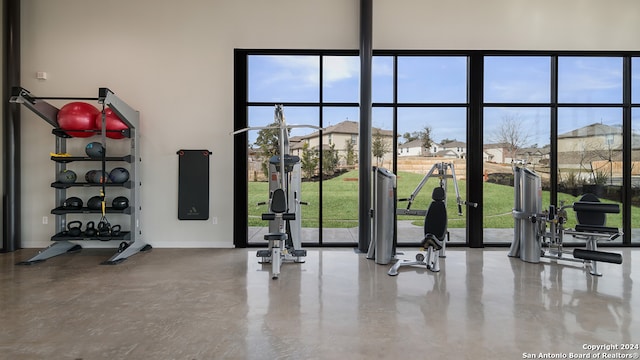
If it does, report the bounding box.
[10,87,151,264]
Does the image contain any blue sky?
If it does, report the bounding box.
[247,55,640,147]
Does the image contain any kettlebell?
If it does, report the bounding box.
[67,220,83,237]
[84,221,97,237]
[110,225,122,237]
[97,220,111,240]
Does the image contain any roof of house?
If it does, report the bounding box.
[398,139,423,149]
[434,149,458,157]
[515,147,549,156]
[300,120,393,139]
[483,142,510,150]
[558,123,622,139]
[439,141,466,148]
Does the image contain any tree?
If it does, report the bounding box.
[344,139,356,167]
[419,126,433,154]
[322,143,339,176]
[254,122,289,177]
[402,132,419,143]
[401,127,433,156]
[300,142,318,180]
[492,114,530,162]
[372,130,390,167]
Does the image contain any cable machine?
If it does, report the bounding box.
[232,105,321,279]
[388,162,477,275]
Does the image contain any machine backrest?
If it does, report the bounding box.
[424,187,447,240]
[575,193,605,226]
[270,188,288,214]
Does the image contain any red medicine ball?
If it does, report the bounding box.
[95,108,129,139]
[57,102,100,138]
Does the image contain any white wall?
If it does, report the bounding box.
[17,0,640,249]
[19,0,358,248]
[375,0,640,50]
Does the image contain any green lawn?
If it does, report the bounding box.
[248,170,637,229]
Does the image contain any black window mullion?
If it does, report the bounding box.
[623,56,632,245]
[550,55,559,208]
[234,50,249,248]
[318,55,324,246]
[467,53,484,248]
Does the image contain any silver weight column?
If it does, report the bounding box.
[511,167,542,263]
[368,167,396,264]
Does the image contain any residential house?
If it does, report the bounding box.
[433,141,467,158]
[398,139,426,156]
[299,120,394,166]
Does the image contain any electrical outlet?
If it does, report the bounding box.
[42,216,48,225]
[212,217,218,225]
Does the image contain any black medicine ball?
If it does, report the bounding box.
[63,197,83,210]
[109,167,130,183]
[87,196,102,210]
[85,142,105,158]
[57,169,77,184]
[112,196,129,210]
[85,170,107,184]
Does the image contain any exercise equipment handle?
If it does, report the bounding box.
[574,224,620,234]
[573,202,620,213]
[262,213,296,221]
[573,249,622,264]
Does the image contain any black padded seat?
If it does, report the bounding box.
[575,193,606,227]
[421,187,447,250]
[263,188,290,242]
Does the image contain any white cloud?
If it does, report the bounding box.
[561,59,622,92]
[268,55,320,87]
[263,55,359,90]
[323,57,359,85]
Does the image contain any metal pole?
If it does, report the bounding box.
[467,54,483,248]
[2,0,20,252]
[358,0,372,252]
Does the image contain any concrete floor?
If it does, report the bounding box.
[1,247,638,360]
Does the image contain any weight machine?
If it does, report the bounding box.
[509,165,623,276]
[232,105,320,279]
[388,162,477,276]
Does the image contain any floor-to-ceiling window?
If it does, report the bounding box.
[483,56,551,244]
[236,50,640,248]
[557,56,624,244]
[244,51,361,246]
[394,56,469,245]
